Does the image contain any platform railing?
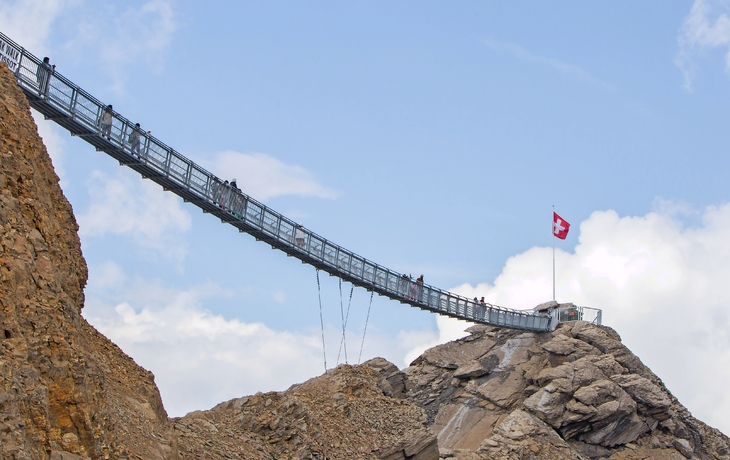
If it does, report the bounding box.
[556,305,602,325]
[1,30,601,332]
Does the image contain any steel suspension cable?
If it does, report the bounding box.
[316,270,327,371]
[358,290,375,364]
[337,283,354,364]
[337,279,345,364]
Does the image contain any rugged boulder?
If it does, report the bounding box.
[404,323,730,459]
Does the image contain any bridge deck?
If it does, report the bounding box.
[1,30,561,332]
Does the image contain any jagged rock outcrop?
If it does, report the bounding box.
[0,63,175,459]
[404,322,730,459]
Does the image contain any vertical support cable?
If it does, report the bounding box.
[337,279,345,364]
[358,290,374,364]
[316,269,327,371]
[337,283,353,364]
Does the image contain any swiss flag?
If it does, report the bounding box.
[553,212,570,240]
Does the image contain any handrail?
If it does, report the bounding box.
[0,30,595,332]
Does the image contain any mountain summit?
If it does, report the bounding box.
[1,62,728,459]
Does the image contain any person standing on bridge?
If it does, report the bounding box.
[128,123,143,157]
[295,225,306,249]
[474,297,485,320]
[219,180,230,210]
[36,57,54,97]
[400,274,411,298]
[99,105,113,139]
[409,275,423,302]
[229,179,244,218]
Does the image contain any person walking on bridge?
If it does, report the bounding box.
[229,179,243,218]
[474,297,485,320]
[36,57,54,97]
[99,105,113,139]
[295,225,306,249]
[128,123,142,157]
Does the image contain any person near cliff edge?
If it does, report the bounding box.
[36,57,55,97]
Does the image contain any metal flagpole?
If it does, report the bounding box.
[552,205,556,301]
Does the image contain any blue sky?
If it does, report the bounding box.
[2,0,730,434]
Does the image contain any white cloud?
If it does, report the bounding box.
[58,0,177,93]
[77,170,192,264]
[31,109,67,185]
[0,0,177,93]
[482,38,615,91]
[422,204,730,436]
[0,0,73,54]
[83,266,432,416]
[100,0,176,88]
[207,150,339,201]
[676,0,730,90]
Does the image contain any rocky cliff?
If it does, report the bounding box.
[1,61,729,460]
[0,64,175,459]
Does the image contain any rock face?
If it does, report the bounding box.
[2,61,729,460]
[404,323,730,459]
[0,64,176,458]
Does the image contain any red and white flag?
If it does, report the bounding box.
[553,212,570,240]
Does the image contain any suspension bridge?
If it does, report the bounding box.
[0,31,601,335]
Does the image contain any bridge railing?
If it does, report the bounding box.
[2,30,556,332]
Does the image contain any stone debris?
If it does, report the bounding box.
[174,361,438,459]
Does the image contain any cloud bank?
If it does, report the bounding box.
[0,0,70,54]
[0,0,177,94]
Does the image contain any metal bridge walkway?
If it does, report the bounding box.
[1,31,599,333]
